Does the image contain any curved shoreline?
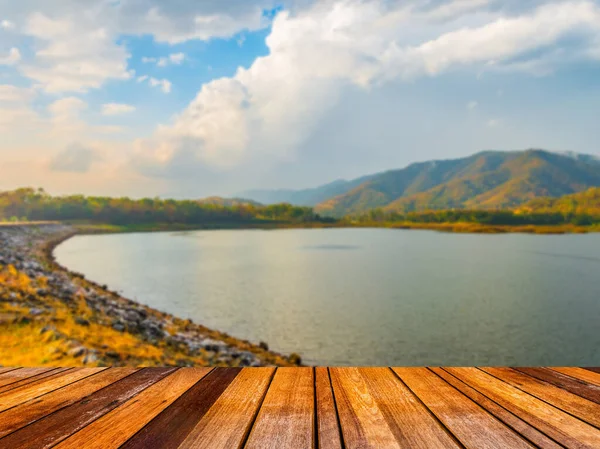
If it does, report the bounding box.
[0,223,301,367]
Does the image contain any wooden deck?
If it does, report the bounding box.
[0,367,599,448]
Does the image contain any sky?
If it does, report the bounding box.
[1,0,600,198]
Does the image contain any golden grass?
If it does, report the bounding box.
[0,260,298,367]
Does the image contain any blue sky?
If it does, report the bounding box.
[1,0,600,198]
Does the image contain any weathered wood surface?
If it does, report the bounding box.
[0,367,599,448]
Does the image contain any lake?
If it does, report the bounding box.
[55,228,600,366]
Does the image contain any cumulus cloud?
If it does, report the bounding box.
[102,103,136,116]
[0,47,21,65]
[49,142,101,173]
[18,13,131,93]
[1,0,279,93]
[133,0,600,176]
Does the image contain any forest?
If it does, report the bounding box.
[2,187,600,229]
[349,207,600,226]
[348,188,600,226]
[0,188,328,225]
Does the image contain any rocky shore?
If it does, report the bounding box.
[0,223,301,367]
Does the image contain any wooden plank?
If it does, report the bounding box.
[177,367,275,449]
[0,367,20,376]
[0,368,104,412]
[329,368,401,449]
[551,367,600,387]
[516,368,600,405]
[363,368,461,448]
[53,368,211,449]
[431,368,562,449]
[120,368,240,449]
[483,367,600,428]
[0,368,138,438]
[584,367,600,374]
[245,367,315,449]
[394,367,534,448]
[314,367,343,449]
[0,367,60,392]
[0,367,176,449]
[446,367,600,449]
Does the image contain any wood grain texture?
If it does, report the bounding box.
[446,367,600,449]
[0,367,137,438]
[364,368,461,448]
[54,368,211,449]
[516,367,600,405]
[120,367,240,449]
[0,367,21,377]
[0,367,176,449]
[394,367,534,449]
[552,367,600,387]
[0,368,104,412]
[178,367,275,449]
[482,367,600,428]
[245,367,315,449]
[0,366,599,448]
[585,367,600,374]
[430,368,562,449]
[0,367,63,392]
[314,367,343,449]
[330,367,401,449]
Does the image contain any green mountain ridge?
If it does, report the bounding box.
[314,149,600,217]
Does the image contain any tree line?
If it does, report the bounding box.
[348,208,600,226]
[0,188,330,225]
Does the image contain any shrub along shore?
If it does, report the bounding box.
[0,223,301,367]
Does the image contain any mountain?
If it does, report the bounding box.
[240,178,372,206]
[518,187,600,216]
[314,149,600,217]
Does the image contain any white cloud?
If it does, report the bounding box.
[102,103,136,116]
[467,100,478,110]
[143,52,187,67]
[1,20,15,30]
[0,47,21,65]
[0,106,41,132]
[136,75,172,93]
[487,118,501,127]
[0,85,35,103]
[149,77,172,93]
[123,1,276,44]
[134,0,600,174]
[18,13,131,93]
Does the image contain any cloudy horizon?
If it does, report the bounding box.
[1,0,600,198]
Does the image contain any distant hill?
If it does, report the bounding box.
[197,196,262,207]
[314,149,600,217]
[518,187,600,216]
[240,178,372,206]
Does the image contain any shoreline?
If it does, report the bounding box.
[50,219,600,236]
[0,223,301,367]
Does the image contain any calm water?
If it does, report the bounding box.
[55,229,600,366]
